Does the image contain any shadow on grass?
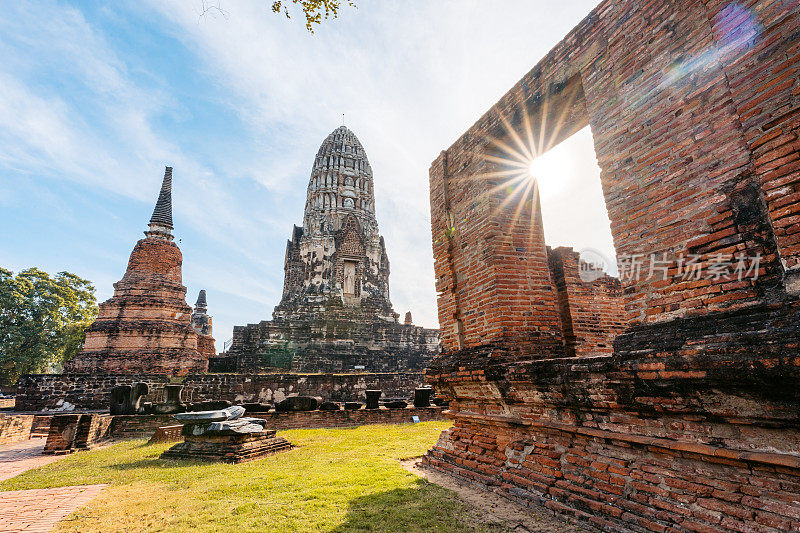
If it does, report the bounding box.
[108,458,197,470]
[329,481,482,533]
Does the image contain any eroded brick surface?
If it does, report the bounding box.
[0,415,33,446]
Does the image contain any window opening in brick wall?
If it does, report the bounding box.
[533,126,617,277]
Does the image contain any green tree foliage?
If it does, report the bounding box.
[271,0,356,32]
[0,268,98,385]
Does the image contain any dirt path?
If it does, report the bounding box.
[402,459,591,532]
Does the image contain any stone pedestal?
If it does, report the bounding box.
[160,406,291,463]
[365,390,381,410]
[413,387,432,408]
[160,430,291,463]
[110,382,148,415]
[151,384,185,414]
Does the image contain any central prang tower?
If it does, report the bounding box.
[276,125,394,319]
[225,126,439,373]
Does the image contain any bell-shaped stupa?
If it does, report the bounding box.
[66,167,210,376]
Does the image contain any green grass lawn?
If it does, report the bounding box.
[1,421,498,532]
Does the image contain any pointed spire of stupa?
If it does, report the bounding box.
[146,166,174,240]
[195,289,207,311]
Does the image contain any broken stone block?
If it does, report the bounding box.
[344,402,362,410]
[241,403,272,413]
[174,410,229,423]
[275,396,318,412]
[203,418,266,435]
[319,401,341,411]
[365,390,381,410]
[187,400,232,412]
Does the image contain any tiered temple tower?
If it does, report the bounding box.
[66,167,211,376]
[224,126,439,372]
[191,289,216,359]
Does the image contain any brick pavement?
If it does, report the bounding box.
[0,440,107,532]
[0,484,108,532]
[0,440,58,483]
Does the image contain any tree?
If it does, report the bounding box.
[272,0,356,32]
[200,1,356,33]
[0,267,98,385]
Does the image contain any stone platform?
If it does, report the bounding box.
[160,429,292,463]
[160,406,292,463]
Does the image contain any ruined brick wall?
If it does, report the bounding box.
[548,247,625,356]
[431,151,566,359]
[15,372,427,411]
[714,0,800,286]
[196,334,216,359]
[110,407,446,437]
[0,414,34,444]
[43,413,112,454]
[182,372,426,404]
[230,305,439,373]
[14,374,170,411]
[424,1,800,531]
[430,1,797,340]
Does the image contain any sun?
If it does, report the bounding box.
[528,158,545,181]
[527,148,569,200]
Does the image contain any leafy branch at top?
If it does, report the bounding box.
[271,0,357,33]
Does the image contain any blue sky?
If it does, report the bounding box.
[0,0,614,350]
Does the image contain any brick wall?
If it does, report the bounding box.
[0,414,33,444]
[109,407,446,437]
[181,372,427,404]
[424,0,800,531]
[15,372,427,411]
[425,340,800,531]
[429,1,796,340]
[711,1,800,283]
[43,413,113,454]
[548,247,625,356]
[14,374,170,411]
